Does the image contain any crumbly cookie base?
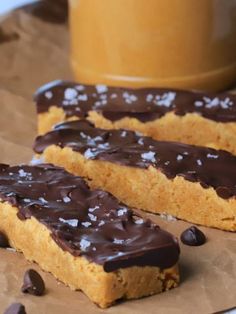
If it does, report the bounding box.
[42,146,236,231]
[0,201,179,308]
[38,106,236,154]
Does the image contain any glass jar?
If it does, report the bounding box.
[69,0,236,91]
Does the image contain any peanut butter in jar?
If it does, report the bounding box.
[69,0,236,91]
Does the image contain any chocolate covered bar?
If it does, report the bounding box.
[34,120,236,231]
[0,164,180,308]
[35,80,236,154]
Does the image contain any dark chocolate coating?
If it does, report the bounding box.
[34,120,236,199]
[0,164,179,272]
[180,226,206,246]
[21,269,45,296]
[35,80,236,123]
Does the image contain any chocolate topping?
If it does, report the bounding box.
[4,303,26,314]
[0,164,179,272]
[21,269,45,296]
[180,226,206,246]
[35,80,236,123]
[34,120,236,199]
[0,231,9,248]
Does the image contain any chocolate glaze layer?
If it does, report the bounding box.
[0,164,179,272]
[35,80,236,123]
[34,120,236,199]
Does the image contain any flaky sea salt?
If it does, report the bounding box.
[207,153,218,159]
[80,239,91,250]
[64,88,78,100]
[63,196,71,203]
[88,213,97,221]
[45,91,53,99]
[88,206,99,212]
[59,218,78,227]
[117,208,127,216]
[113,238,124,244]
[96,85,108,94]
[84,148,96,159]
[154,92,176,107]
[81,222,92,228]
[177,154,183,161]
[39,197,48,204]
[141,151,156,163]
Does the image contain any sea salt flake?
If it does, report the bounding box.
[76,85,85,91]
[45,91,53,99]
[146,94,154,102]
[63,196,71,203]
[88,213,97,221]
[18,169,31,178]
[23,198,31,203]
[138,138,144,145]
[134,218,144,224]
[88,206,99,212]
[84,148,96,159]
[154,92,176,107]
[113,238,124,244]
[97,143,110,149]
[80,239,91,250]
[121,131,127,137]
[64,88,78,100]
[59,218,78,227]
[82,222,92,227]
[98,220,105,226]
[177,154,183,161]
[78,94,88,101]
[197,159,202,166]
[141,151,156,163]
[123,91,138,104]
[96,85,108,94]
[117,208,127,216]
[39,197,48,204]
[207,153,219,159]
[194,101,203,107]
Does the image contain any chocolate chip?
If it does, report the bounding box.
[21,269,45,296]
[4,303,26,314]
[0,231,9,248]
[180,226,206,246]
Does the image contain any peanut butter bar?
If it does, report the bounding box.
[0,164,180,308]
[34,120,236,231]
[35,80,236,154]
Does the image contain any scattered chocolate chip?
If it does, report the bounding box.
[180,226,206,246]
[4,303,26,314]
[21,269,45,296]
[0,231,9,248]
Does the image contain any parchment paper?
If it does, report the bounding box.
[0,1,235,313]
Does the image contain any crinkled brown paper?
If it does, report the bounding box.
[0,1,235,313]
